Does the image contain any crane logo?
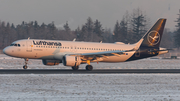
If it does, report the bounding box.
[147,31,160,45]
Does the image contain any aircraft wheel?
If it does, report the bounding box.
[86,65,93,71]
[72,66,79,70]
[23,65,28,69]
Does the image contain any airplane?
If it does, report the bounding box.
[3,18,169,71]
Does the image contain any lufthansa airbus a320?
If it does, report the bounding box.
[3,18,168,70]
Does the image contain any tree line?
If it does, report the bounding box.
[0,8,179,50]
[0,21,77,49]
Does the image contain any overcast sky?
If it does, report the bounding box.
[0,0,179,31]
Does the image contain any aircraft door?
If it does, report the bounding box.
[26,41,32,52]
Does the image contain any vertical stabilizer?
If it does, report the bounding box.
[140,18,166,48]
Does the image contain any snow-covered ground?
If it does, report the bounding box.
[0,54,180,101]
[0,74,180,101]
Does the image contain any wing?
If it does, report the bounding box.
[69,49,134,62]
[67,39,142,62]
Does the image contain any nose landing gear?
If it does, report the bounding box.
[23,58,28,69]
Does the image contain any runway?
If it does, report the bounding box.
[0,69,180,74]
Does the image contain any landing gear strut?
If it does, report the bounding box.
[23,58,28,69]
[72,66,79,70]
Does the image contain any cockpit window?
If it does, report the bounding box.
[10,44,15,46]
[10,43,20,47]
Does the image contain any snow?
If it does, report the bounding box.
[0,74,180,101]
[0,54,180,101]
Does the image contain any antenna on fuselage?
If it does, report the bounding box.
[28,37,30,40]
[73,38,76,42]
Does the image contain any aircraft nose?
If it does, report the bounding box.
[3,47,7,54]
[3,47,11,55]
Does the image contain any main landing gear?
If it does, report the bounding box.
[23,58,28,69]
[86,65,93,71]
[71,65,93,71]
[85,60,93,71]
[71,60,93,71]
[72,66,79,70]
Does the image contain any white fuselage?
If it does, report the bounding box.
[3,39,136,62]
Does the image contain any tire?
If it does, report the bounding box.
[72,66,79,70]
[23,65,28,69]
[86,65,93,71]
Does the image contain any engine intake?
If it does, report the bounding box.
[42,60,61,66]
[62,56,81,67]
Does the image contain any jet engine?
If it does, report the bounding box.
[62,56,81,67]
[42,59,61,66]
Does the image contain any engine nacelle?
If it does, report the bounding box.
[62,56,81,67]
[42,59,61,66]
